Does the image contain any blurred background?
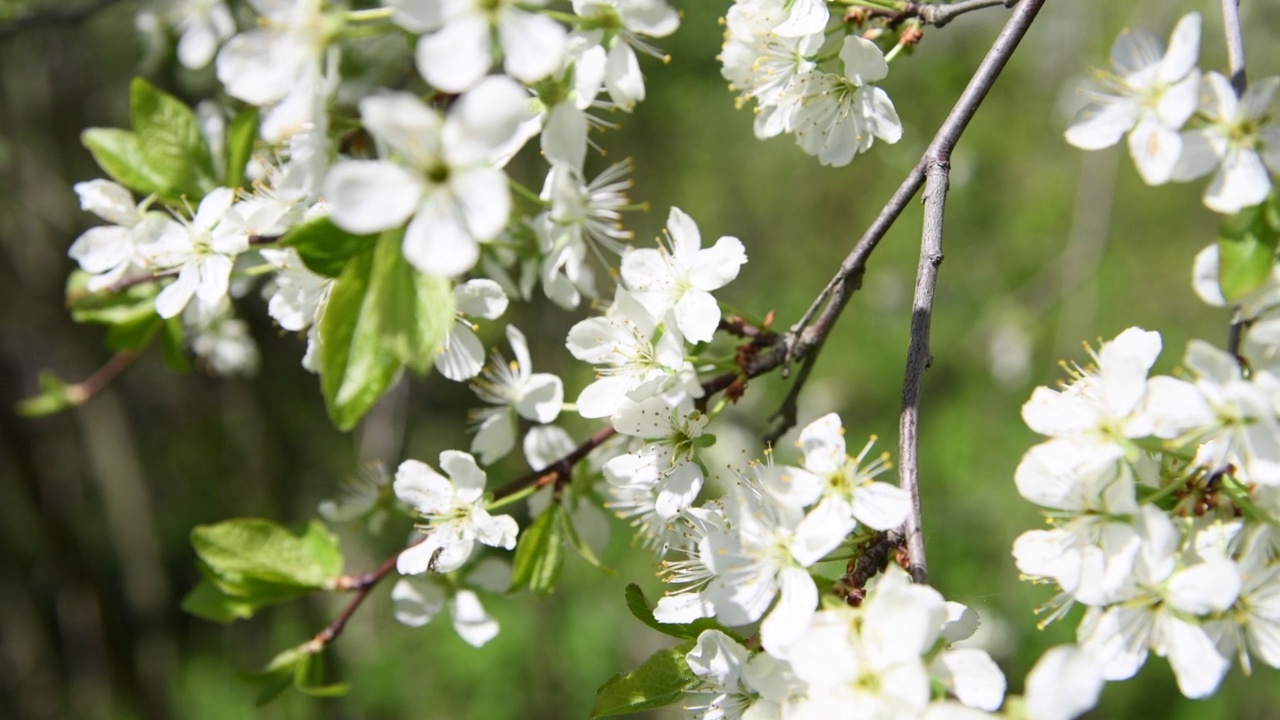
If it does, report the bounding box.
[3,0,1280,718]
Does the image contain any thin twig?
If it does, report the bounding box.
[898,158,949,586]
[860,0,1015,28]
[0,0,123,40]
[314,549,404,646]
[69,350,141,404]
[769,0,1048,439]
[1221,0,1247,95]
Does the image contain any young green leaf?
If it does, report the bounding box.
[190,518,343,590]
[180,579,267,623]
[559,506,614,574]
[622,584,742,642]
[16,371,78,417]
[1218,202,1280,302]
[281,216,377,278]
[68,277,163,352]
[161,316,191,372]
[510,504,565,595]
[225,106,260,189]
[591,641,698,718]
[81,128,170,198]
[130,77,216,199]
[293,649,351,698]
[369,233,454,374]
[317,248,404,430]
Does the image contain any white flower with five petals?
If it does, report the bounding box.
[621,207,746,344]
[469,325,564,465]
[68,180,178,291]
[395,451,519,576]
[1172,72,1280,213]
[391,0,567,93]
[324,80,534,277]
[1065,13,1201,185]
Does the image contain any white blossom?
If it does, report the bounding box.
[393,0,567,93]
[68,180,177,291]
[469,325,564,465]
[1065,13,1201,185]
[395,451,519,576]
[621,207,747,344]
[323,80,534,276]
[1172,73,1280,213]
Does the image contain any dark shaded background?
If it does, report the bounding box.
[3,0,1280,718]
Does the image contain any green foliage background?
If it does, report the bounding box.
[2,0,1280,718]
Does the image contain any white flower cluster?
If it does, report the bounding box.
[721,0,903,167]
[564,206,746,543]
[617,411,1003,718]
[1066,13,1280,215]
[652,414,908,650]
[1012,327,1280,715]
[71,0,684,381]
[681,567,1005,719]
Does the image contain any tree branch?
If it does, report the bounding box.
[1221,0,1247,95]
[315,549,405,647]
[897,158,949,586]
[766,0,1048,439]
[859,0,1016,28]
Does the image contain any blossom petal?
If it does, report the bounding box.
[688,236,747,292]
[760,566,818,655]
[451,589,500,647]
[498,9,567,85]
[435,323,485,381]
[1024,645,1105,720]
[1065,100,1138,150]
[403,190,479,277]
[324,161,423,234]
[416,15,491,93]
[391,577,446,627]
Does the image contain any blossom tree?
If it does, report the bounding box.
[9,0,1280,717]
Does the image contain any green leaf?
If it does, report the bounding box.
[191,518,343,592]
[559,506,614,574]
[161,315,191,372]
[510,505,565,596]
[280,217,378,278]
[1218,202,1280,302]
[180,579,264,623]
[591,641,698,718]
[370,232,454,374]
[225,106,259,189]
[16,370,78,417]
[82,128,170,198]
[241,644,310,706]
[293,650,350,698]
[290,221,373,276]
[316,230,454,429]
[622,584,741,642]
[318,248,403,430]
[68,276,163,352]
[130,77,215,199]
